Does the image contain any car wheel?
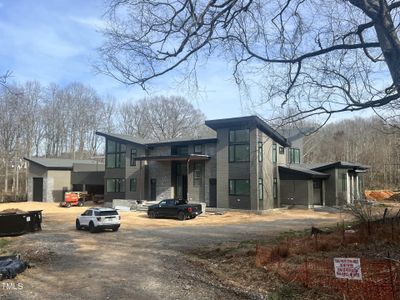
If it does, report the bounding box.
[148,211,156,219]
[75,219,82,230]
[112,226,119,232]
[178,211,186,221]
[66,202,71,208]
[89,221,96,233]
[77,200,84,207]
[190,216,196,220]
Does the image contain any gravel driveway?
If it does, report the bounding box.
[0,203,343,300]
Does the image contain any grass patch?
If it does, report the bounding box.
[0,238,10,250]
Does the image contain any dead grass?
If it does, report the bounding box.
[0,201,346,229]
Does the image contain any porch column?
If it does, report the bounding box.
[355,175,359,200]
[346,172,351,204]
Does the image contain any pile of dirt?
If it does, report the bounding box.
[0,208,28,215]
[365,190,399,201]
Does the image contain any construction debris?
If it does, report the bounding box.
[0,255,28,280]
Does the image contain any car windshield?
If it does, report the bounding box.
[94,210,118,216]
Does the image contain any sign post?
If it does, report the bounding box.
[334,258,362,280]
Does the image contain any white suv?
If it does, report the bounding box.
[76,208,121,233]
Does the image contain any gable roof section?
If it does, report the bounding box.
[24,157,99,170]
[205,115,290,147]
[95,132,152,145]
[279,165,329,180]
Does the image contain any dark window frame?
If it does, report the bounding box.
[130,178,137,192]
[193,162,203,187]
[279,146,284,154]
[130,148,137,166]
[106,139,126,169]
[229,179,250,196]
[194,144,203,154]
[273,178,277,199]
[229,129,250,163]
[272,144,277,163]
[258,141,263,162]
[106,178,126,193]
[288,148,300,164]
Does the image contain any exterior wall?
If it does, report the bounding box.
[27,163,47,202]
[258,129,274,209]
[148,161,173,201]
[125,144,147,200]
[216,128,229,208]
[204,143,217,205]
[323,169,337,206]
[280,179,313,207]
[290,138,305,164]
[46,170,72,202]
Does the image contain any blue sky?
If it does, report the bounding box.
[0,0,246,119]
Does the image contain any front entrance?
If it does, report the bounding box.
[150,178,157,200]
[209,178,217,207]
[33,177,43,202]
[313,180,323,205]
[173,162,188,200]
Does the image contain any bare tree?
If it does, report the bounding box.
[118,96,208,141]
[98,0,400,124]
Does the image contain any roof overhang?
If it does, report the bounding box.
[135,154,211,162]
[312,161,369,172]
[279,165,329,180]
[205,116,291,147]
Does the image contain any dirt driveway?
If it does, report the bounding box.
[0,202,346,299]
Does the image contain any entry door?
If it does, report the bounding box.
[33,178,43,202]
[313,180,322,205]
[209,178,217,207]
[150,179,157,200]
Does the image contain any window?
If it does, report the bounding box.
[341,173,347,192]
[193,162,203,186]
[194,144,203,154]
[229,179,250,196]
[258,141,263,162]
[172,145,188,155]
[273,178,277,199]
[288,148,300,164]
[130,178,137,192]
[313,180,321,189]
[106,140,126,168]
[130,148,137,166]
[279,147,284,154]
[106,178,125,193]
[229,129,250,162]
[258,178,264,210]
[272,144,277,163]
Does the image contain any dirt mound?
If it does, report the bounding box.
[365,190,398,201]
[0,208,28,215]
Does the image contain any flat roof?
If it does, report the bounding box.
[135,154,211,162]
[305,161,370,172]
[279,165,329,179]
[205,115,291,147]
[24,157,101,170]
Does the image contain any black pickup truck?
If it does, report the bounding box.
[147,199,202,221]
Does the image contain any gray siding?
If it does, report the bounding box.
[216,128,229,208]
[280,179,313,207]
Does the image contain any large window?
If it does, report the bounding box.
[288,148,300,164]
[130,178,137,192]
[258,141,263,162]
[193,162,203,186]
[229,179,250,196]
[229,129,250,162]
[130,148,137,166]
[106,178,125,193]
[106,140,126,168]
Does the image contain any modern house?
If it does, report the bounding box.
[96,116,368,210]
[24,158,105,202]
